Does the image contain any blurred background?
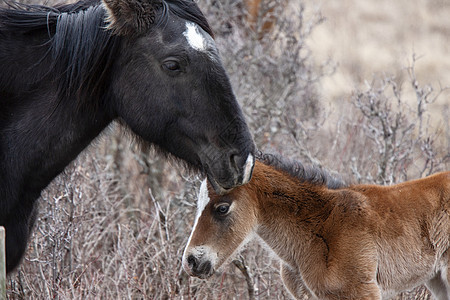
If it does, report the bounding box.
[4,0,449,298]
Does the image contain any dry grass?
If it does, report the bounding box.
[304,0,450,107]
[5,0,450,299]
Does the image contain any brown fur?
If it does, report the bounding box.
[184,161,450,299]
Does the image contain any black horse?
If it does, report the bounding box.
[0,0,255,273]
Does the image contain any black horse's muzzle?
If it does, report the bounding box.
[205,152,255,195]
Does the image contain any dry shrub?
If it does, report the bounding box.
[329,56,449,186]
[5,0,449,299]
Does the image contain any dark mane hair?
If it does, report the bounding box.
[0,0,213,106]
[164,0,213,37]
[0,0,212,35]
[256,152,346,189]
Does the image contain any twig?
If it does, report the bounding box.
[232,256,255,300]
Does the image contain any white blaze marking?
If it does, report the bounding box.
[196,179,210,218]
[183,180,210,261]
[183,22,207,52]
[242,154,254,184]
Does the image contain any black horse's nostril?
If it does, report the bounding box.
[187,255,198,270]
[230,153,243,176]
[230,153,239,169]
[229,152,254,186]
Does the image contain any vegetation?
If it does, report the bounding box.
[5,0,449,298]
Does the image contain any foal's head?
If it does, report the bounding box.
[182,172,259,278]
[182,157,343,278]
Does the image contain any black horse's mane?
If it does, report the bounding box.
[256,152,347,190]
[0,0,95,31]
[0,0,213,104]
[0,0,212,34]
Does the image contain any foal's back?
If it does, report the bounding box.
[351,171,450,240]
[352,171,450,208]
[349,171,450,299]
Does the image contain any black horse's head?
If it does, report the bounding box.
[103,0,255,193]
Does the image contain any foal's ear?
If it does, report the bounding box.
[102,0,163,35]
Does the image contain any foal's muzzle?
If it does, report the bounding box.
[184,254,214,279]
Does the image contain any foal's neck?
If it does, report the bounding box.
[253,167,338,267]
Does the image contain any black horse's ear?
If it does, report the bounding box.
[102,0,163,35]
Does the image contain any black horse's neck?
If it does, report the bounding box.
[0,1,120,106]
[0,85,112,272]
[0,0,129,273]
[0,94,112,209]
[0,0,117,215]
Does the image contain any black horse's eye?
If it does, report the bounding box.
[215,203,230,216]
[162,60,181,72]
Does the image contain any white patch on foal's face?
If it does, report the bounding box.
[184,180,210,256]
[196,179,210,219]
[183,22,207,52]
[183,180,216,273]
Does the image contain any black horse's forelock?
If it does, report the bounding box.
[256,151,347,190]
[0,0,213,107]
[163,0,213,38]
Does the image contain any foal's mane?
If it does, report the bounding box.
[256,152,346,190]
[0,0,212,105]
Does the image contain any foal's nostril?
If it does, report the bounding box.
[187,255,198,270]
[199,261,212,275]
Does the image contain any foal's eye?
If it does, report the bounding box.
[162,60,181,72]
[215,203,230,216]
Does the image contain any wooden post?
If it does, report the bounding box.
[0,226,6,300]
